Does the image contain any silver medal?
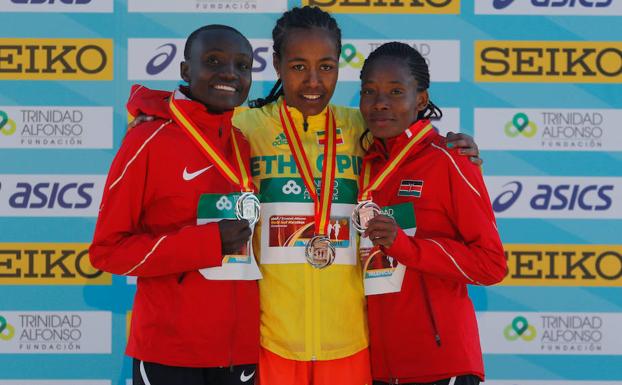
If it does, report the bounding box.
[235,192,260,227]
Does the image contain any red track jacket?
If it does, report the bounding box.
[365,121,507,383]
[89,85,259,367]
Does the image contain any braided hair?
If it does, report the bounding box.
[359,42,443,150]
[249,6,342,108]
[184,24,250,60]
[360,41,442,121]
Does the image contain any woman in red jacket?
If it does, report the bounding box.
[90,25,260,385]
[356,42,508,385]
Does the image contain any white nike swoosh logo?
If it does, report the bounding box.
[183,165,214,181]
[240,370,255,383]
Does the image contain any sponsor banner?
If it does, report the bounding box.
[129,38,459,83]
[475,109,622,152]
[0,0,113,13]
[478,312,622,355]
[339,39,460,82]
[0,243,111,285]
[0,175,105,217]
[127,38,276,81]
[128,0,287,13]
[0,311,111,354]
[476,0,622,16]
[486,176,622,219]
[433,107,460,135]
[0,106,113,149]
[303,0,460,14]
[0,382,110,385]
[486,382,622,385]
[502,244,622,287]
[0,39,113,81]
[475,41,622,83]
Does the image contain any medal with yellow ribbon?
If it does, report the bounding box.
[169,90,260,226]
[352,119,434,233]
[279,100,337,269]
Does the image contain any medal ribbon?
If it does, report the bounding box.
[279,100,337,237]
[169,91,255,192]
[359,120,434,202]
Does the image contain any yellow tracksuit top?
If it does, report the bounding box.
[233,98,369,361]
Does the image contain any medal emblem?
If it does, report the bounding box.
[305,235,336,269]
[235,192,260,227]
[352,200,381,233]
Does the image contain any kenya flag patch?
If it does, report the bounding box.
[398,180,423,197]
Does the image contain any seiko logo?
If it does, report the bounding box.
[0,39,113,80]
[504,248,621,282]
[480,47,621,77]
[0,244,111,285]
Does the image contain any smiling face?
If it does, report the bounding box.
[273,27,340,118]
[180,29,253,113]
[359,56,429,139]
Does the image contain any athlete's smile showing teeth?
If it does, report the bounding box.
[302,94,322,100]
[213,84,237,92]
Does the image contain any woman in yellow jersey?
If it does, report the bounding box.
[234,6,480,385]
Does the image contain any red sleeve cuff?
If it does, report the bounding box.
[382,226,413,264]
[196,222,224,268]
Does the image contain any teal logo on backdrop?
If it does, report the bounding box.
[0,111,16,136]
[505,113,537,138]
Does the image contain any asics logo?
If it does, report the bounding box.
[240,370,255,382]
[493,0,515,9]
[182,165,213,181]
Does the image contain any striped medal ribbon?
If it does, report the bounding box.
[352,120,434,233]
[169,90,259,226]
[278,100,337,269]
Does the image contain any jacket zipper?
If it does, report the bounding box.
[419,275,442,347]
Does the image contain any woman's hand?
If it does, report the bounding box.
[363,215,399,249]
[446,131,482,166]
[127,114,155,130]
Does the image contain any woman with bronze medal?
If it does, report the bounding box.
[358,42,507,385]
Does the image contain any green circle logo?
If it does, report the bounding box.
[0,111,16,136]
[0,316,15,341]
[504,315,536,341]
[505,112,537,138]
[339,43,365,69]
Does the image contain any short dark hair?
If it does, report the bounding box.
[184,24,250,60]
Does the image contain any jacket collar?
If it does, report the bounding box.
[170,87,234,140]
[367,119,436,161]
